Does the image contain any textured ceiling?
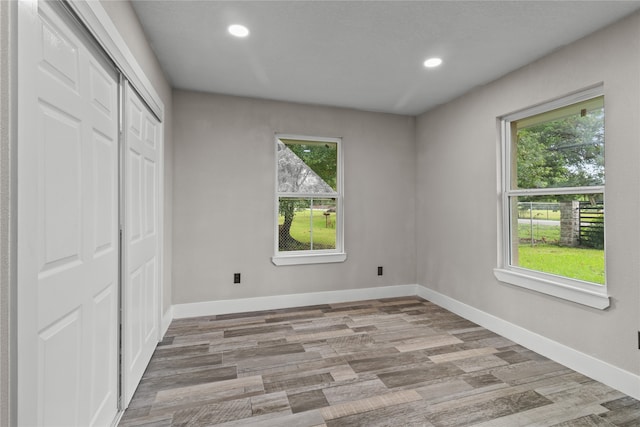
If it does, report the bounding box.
[131,1,640,115]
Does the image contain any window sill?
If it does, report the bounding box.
[272,252,347,266]
[493,268,610,310]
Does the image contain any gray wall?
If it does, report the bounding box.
[416,12,640,374]
[100,0,174,314]
[173,91,416,304]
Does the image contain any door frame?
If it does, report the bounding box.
[1,1,18,426]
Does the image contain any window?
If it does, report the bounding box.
[272,134,345,265]
[495,87,609,309]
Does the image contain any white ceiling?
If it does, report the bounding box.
[131,1,640,116]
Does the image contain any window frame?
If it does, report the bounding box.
[272,134,346,266]
[494,86,610,309]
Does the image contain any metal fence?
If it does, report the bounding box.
[579,200,604,249]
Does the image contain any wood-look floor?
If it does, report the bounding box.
[119,297,640,426]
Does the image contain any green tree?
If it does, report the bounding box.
[516,108,604,202]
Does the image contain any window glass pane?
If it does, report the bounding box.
[277,139,337,193]
[514,96,604,189]
[510,194,604,284]
[278,197,337,252]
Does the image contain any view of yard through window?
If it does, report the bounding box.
[508,94,605,285]
[276,137,340,253]
[516,202,604,284]
[278,202,337,250]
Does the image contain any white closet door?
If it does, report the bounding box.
[121,83,162,406]
[17,1,119,426]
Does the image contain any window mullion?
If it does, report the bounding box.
[277,192,339,198]
[507,186,605,197]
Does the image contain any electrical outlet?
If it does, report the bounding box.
[234,273,241,284]
[377,266,383,276]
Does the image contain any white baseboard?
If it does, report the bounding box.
[160,307,173,338]
[416,285,640,401]
[172,284,418,319]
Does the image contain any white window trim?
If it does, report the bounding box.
[272,134,346,266]
[272,252,347,266]
[495,86,610,310]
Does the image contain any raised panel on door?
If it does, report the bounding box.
[127,266,144,369]
[17,2,119,425]
[90,283,116,426]
[38,309,82,426]
[122,83,161,406]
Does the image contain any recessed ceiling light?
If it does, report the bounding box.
[228,24,249,38]
[423,57,443,68]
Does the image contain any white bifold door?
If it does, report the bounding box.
[17,1,162,425]
[121,82,162,406]
[17,1,119,426]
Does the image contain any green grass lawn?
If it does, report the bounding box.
[518,245,604,284]
[279,209,336,249]
[517,223,560,243]
[517,222,604,284]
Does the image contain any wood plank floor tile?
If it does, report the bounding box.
[235,349,323,373]
[328,365,358,382]
[119,297,640,426]
[395,334,464,352]
[137,365,238,394]
[494,349,532,365]
[378,363,465,388]
[151,343,210,360]
[288,389,330,414]
[291,323,350,334]
[286,328,355,343]
[319,389,422,420]
[492,359,574,386]
[214,409,325,427]
[223,342,305,363]
[599,396,640,426]
[463,373,505,389]
[428,346,499,364]
[324,401,435,427]
[143,353,224,379]
[263,372,334,394]
[250,391,291,416]
[151,375,264,412]
[347,350,432,374]
[170,331,225,345]
[171,398,253,426]
[470,401,610,427]
[453,354,510,373]
[425,389,553,427]
[118,412,173,427]
[322,378,388,405]
[551,414,617,426]
[223,324,293,338]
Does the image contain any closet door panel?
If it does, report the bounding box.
[17,2,119,425]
